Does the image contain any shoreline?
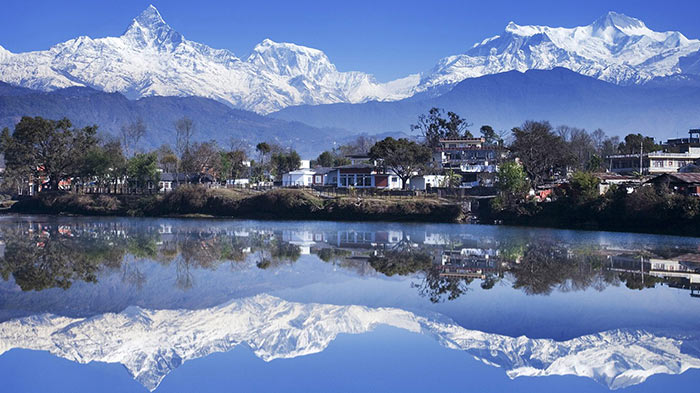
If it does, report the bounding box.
[5,187,700,238]
[6,187,466,224]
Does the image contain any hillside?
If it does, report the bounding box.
[0,83,345,156]
[271,68,700,139]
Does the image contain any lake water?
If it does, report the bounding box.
[0,215,699,392]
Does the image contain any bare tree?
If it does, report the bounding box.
[175,117,195,159]
[174,117,195,184]
[120,119,147,157]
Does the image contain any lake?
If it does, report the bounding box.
[0,215,699,392]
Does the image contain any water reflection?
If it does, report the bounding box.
[0,294,698,391]
[1,216,700,391]
[1,217,699,301]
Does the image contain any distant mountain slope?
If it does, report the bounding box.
[0,83,344,156]
[271,68,700,139]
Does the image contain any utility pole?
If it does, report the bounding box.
[639,139,644,175]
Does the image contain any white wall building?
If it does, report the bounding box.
[282,169,316,187]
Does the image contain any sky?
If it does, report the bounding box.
[1,0,700,82]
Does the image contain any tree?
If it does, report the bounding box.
[480,125,502,145]
[439,169,462,188]
[568,171,600,205]
[270,150,301,179]
[312,150,349,167]
[174,116,195,159]
[80,140,127,192]
[617,133,660,155]
[560,126,596,170]
[1,116,97,191]
[119,118,146,157]
[411,107,473,148]
[369,137,432,190]
[180,141,221,175]
[219,149,248,181]
[510,121,572,186]
[156,144,178,173]
[336,136,376,156]
[492,161,529,211]
[127,153,160,192]
[256,142,271,163]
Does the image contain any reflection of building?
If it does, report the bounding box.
[438,249,500,279]
[326,230,403,248]
[607,252,700,296]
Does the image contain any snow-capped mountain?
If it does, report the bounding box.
[0,5,416,114]
[0,294,698,391]
[0,7,699,114]
[417,12,700,90]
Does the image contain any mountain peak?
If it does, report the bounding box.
[591,11,647,32]
[123,5,183,49]
[134,5,166,29]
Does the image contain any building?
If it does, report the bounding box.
[158,173,216,192]
[609,130,700,175]
[282,169,316,187]
[433,138,500,188]
[330,163,403,189]
[408,174,447,190]
[593,173,643,195]
[646,173,700,195]
[311,167,335,186]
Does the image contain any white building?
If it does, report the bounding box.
[282,169,316,187]
[408,175,447,190]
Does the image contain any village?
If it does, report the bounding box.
[4,114,700,205]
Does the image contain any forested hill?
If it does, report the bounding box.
[0,83,345,156]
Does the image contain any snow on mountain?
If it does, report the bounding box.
[0,8,699,114]
[0,5,413,114]
[0,294,698,391]
[416,11,700,91]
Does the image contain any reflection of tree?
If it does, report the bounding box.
[255,238,301,270]
[0,225,125,291]
[315,248,351,263]
[415,266,474,303]
[368,249,432,277]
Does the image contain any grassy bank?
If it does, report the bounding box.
[7,186,465,223]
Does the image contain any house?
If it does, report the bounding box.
[311,167,335,186]
[646,173,700,196]
[226,178,250,187]
[609,130,700,175]
[282,169,316,187]
[408,174,447,190]
[593,173,643,195]
[158,173,217,192]
[329,163,403,189]
[432,138,500,188]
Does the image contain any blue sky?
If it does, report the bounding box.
[1,0,700,81]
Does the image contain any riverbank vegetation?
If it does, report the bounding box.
[9,186,464,222]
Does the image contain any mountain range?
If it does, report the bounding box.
[1,6,700,115]
[1,6,700,148]
[0,294,698,391]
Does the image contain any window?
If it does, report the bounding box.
[391,177,398,182]
[340,175,348,187]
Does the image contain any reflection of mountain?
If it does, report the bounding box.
[0,294,697,391]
